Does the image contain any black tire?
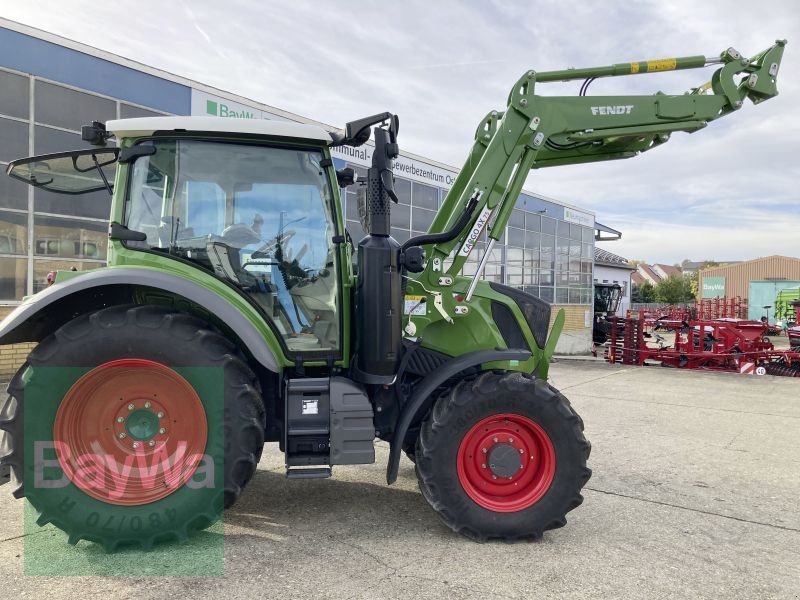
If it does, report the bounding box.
[0,304,265,550]
[415,371,591,542]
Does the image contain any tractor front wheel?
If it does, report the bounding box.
[415,371,591,541]
[0,305,265,550]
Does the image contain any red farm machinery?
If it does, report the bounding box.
[608,309,800,377]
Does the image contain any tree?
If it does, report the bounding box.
[655,275,694,304]
[632,281,655,303]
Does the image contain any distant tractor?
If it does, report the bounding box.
[593,283,623,344]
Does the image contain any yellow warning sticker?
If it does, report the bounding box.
[630,62,640,74]
[646,58,678,72]
[404,295,426,316]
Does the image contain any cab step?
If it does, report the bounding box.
[285,467,332,480]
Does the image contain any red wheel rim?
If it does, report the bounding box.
[53,359,208,506]
[457,413,555,512]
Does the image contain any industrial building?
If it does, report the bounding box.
[0,18,623,371]
[699,255,800,322]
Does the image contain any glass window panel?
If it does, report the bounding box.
[539,234,555,270]
[569,288,584,304]
[509,210,525,228]
[0,257,27,300]
[0,71,30,119]
[121,104,165,119]
[392,201,410,230]
[525,230,540,249]
[541,216,556,235]
[581,288,592,304]
[33,215,108,260]
[346,221,365,246]
[394,177,411,205]
[35,187,111,219]
[523,248,538,270]
[569,243,581,271]
[412,182,438,210]
[33,125,97,155]
[0,210,27,254]
[507,227,524,247]
[538,269,554,285]
[0,170,30,210]
[523,286,538,296]
[582,226,594,243]
[581,259,593,274]
[539,286,554,303]
[32,259,103,294]
[344,195,360,222]
[390,227,409,243]
[0,117,29,162]
[525,213,541,232]
[570,223,583,240]
[556,236,570,255]
[556,287,569,303]
[411,207,435,232]
[582,243,593,259]
[557,220,570,238]
[581,274,592,286]
[34,81,116,130]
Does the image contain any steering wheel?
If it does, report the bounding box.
[252,229,296,258]
[221,223,262,247]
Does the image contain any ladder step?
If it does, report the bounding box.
[286,467,331,480]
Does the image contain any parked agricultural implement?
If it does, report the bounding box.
[608,312,800,377]
[626,296,748,328]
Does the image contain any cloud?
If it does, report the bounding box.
[1,0,797,264]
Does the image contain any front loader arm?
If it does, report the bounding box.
[422,40,786,284]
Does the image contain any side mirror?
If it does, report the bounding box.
[81,121,113,146]
[336,167,358,188]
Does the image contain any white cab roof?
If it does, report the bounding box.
[106,116,333,143]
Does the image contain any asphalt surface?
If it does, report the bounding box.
[0,362,798,598]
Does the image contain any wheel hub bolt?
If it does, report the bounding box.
[119,433,126,439]
[493,437,498,443]
[508,437,514,443]
[159,428,166,434]
[481,463,486,469]
[127,403,135,411]
[144,401,151,409]
[133,442,140,449]
[117,417,124,423]
[482,448,487,454]
[519,448,524,454]
[157,412,165,419]
[492,475,497,480]
[149,440,156,447]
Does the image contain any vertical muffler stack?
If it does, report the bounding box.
[353,124,402,384]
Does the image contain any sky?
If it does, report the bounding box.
[2,0,798,265]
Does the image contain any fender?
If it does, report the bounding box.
[386,348,531,484]
[0,267,281,373]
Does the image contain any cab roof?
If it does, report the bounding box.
[105,116,333,143]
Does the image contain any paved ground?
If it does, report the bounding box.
[0,362,798,598]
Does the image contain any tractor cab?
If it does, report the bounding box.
[8,117,348,356]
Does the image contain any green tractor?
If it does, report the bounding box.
[0,41,785,549]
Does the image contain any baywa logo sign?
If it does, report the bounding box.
[206,99,257,119]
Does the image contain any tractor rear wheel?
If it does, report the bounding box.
[415,371,590,541]
[0,304,265,550]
